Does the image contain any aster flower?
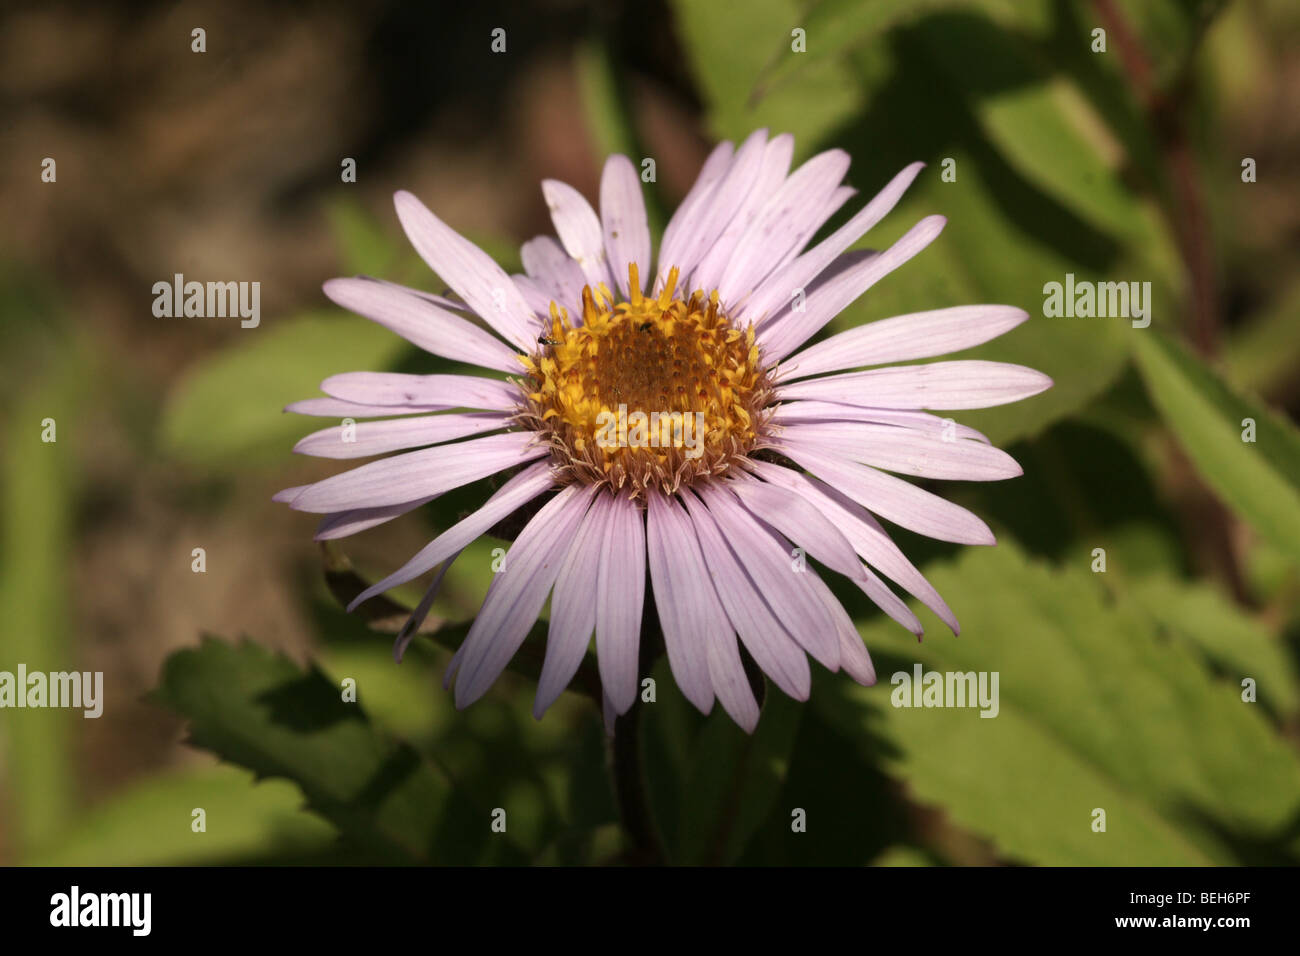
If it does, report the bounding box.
[278,129,1051,732]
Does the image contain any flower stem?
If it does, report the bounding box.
[608,575,666,864]
[610,700,664,865]
[1092,0,1223,356]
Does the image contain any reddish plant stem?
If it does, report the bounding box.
[1093,0,1219,357]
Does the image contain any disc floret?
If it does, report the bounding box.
[518,264,774,496]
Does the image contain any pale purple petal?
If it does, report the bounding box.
[771,401,991,444]
[541,179,614,292]
[315,496,437,540]
[680,490,812,700]
[805,570,877,685]
[393,190,539,351]
[320,372,520,411]
[732,187,859,296]
[757,215,947,362]
[704,632,759,733]
[764,184,857,278]
[850,561,923,635]
[347,459,556,608]
[735,477,924,636]
[715,148,850,306]
[697,483,841,669]
[393,551,461,663]
[600,155,652,298]
[272,485,308,503]
[776,421,1022,481]
[294,412,508,459]
[748,183,857,287]
[453,484,598,708]
[824,184,857,217]
[442,642,466,691]
[366,277,474,315]
[534,493,614,717]
[520,236,587,313]
[596,493,647,715]
[601,691,619,736]
[655,140,736,290]
[778,305,1031,381]
[666,129,769,289]
[727,475,863,581]
[712,478,921,642]
[291,430,546,513]
[645,490,716,715]
[323,277,522,374]
[800,249,879,296]
[752,460,959,633]
[741,161,925,326]
[511,274,558,318]
[652,491,758,730]
[775,359,1054,410]
[285,397,443,418]
[778,439,996,546]
[689,133,794,294]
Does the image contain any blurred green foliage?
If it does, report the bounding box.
[3,0,1298,866]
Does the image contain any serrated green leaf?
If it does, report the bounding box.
[1134,331,1300,568]
[817,542,1300,865]
[150,636,523,863]
[25,766,336,866]
[320,549,605,705]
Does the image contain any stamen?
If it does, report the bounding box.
[516,267,774,497]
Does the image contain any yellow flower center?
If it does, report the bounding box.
[517,264,773,496]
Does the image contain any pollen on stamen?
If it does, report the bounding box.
[514,263,775,496]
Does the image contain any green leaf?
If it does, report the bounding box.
[916,16,1146,242]
[871,845,937,866]
[150,636,523,863]
[672,689,802,864]
[25,766,336,866]
[757,0,989,94]
[818,20,1158,446]
[1126,576,1299,715]
[817,542,1300,865]
[824,159,1134,447]
[669,0,861,150]
[668,1,1176,446]
[576,38,637,161]
[1134,331,1300,568]
[575,37,666,235]
[319,548,605,705]
[158,312,407,468]
[1224,278,1300,397]
[958,418,1187,578]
